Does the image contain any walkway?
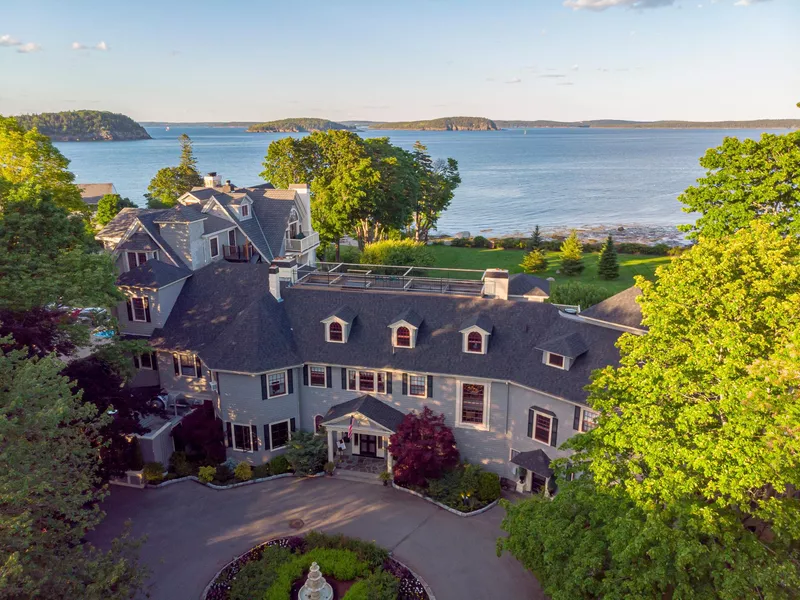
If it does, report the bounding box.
[89,476,543,600]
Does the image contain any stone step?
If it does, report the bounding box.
[332,469,384,486]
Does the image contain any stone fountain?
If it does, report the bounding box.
[298,562,333,600]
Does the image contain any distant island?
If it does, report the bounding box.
[246,118,355,133]
[14,110,151,141]
[494,119,800,130]
[370,117,498,131]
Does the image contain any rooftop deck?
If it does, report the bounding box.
[295,262,488,297]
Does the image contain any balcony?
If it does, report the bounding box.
[285,231,320,255]
[223,243,256,262]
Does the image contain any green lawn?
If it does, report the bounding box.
[426,246,672,295]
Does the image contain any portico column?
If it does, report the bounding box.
[327,429,334,463]
[386,441,393,475]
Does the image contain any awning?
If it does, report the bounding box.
[510,449,554,478]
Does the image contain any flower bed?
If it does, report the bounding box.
[204,532,430,600]
[395,463,501,515]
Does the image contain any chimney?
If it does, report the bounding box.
[483,268,509,300]
[204,172,222,188]
[268,264,282,302]
[271,256,298,283]
[223,179,235,193]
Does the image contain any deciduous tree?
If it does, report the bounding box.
[145,134,203,208]
[559,230,584,275]
[597,235,619,280]
[93,193,136,227]
[389,406,459,487]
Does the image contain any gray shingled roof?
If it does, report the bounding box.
[325,305,357,324]
[580,286,645,330]
[117,232,160,251]
[535,332,589,359]
[136,212,187,269]
[250,195,294,259]
[510,449,553,478]
[153,205,206,223]
[116,259,192,289]
[203,213,235,235]
[508,273,550,297]
[210,194,274,261]
[459,313,492,333]
[321,395,407,431]
[390,308,423,328]
[96,208,157,242]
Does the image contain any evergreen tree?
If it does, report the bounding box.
[559,230,584,275]
[597,234,619,280]
[145,134,203,208]
[528,225,542,250]
[520,249,547,273]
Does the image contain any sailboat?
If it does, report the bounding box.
[523,130,527,135]
[165,126,170,132]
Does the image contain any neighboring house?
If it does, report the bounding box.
[98,195,644,493]
[78,182,117,208]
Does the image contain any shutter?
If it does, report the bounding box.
[573,406,581,431]
[550,418,559,447]
[151,353,157,370]
[290,417,296,433]
[527,409,534,439]
[251,425,259,451]
[225,422,233,448]
[402,373,408,395]
[303,365,309,386]
[261,374,267,400]
[386,372,392,394]
[195,356,202,378]
[126,300,133,321]
[132,355,139,369]
[341,367,347,389]
[287,370,294,394]
[427,375,433,398]
[144,297,151,323]
[326,366,332,388]
[264,424,271,451]
[173,354,179,376]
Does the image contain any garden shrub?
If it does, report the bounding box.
[476,471,501,503]
[343,569,399,600]
[390,407,459,487]
[128,436,144,471]
[616,242,670,255]
[214,464,233,484]
[449,237,470,247]
[360,239,434,267]
[269,454,291,475]
[549,281,611,309]
[303,532,388,568]
[142,462,164,483]
[284,430,327,475]
[264,549,370,600]
[496,237,521,250]
[198,465,215,484]
[230,546,293,600]
[169,451,194,477]
[234,461,252,482]
[471,235,489,248]
[253,463,271,479]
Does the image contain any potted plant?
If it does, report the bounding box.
[324,461,335,476]
[379,470,392,486]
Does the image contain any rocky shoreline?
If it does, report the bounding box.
[438,224,691,246]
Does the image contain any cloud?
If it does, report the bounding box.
[17,43,41,54]
[71,42,87,50]
[71,40,110,52]
[538,74,566,78]
[734,0,771,5]
[95,41,109,51]
[505,77,522,84]
[564,0,674,10]
[558,82,575,86]
[0,34,21,46]
[570,64,579,71]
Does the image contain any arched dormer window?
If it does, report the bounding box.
[467,331,483,353]
[396,326,411,347]
[329,321,343,342]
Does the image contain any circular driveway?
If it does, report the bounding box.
[90,477,544,600]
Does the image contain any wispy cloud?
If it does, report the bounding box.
[0,34,21,47]
[564,0,674,10]
[558,82,575,86]
[72,40,110,51]
[538,74,566,78]
[505,77,522,84]
[95,41,109,51]
[71,42,87,50]
[17,42,41,54]
[570,64,579,71]
[734,0,771,5]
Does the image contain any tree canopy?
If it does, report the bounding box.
[411,142,461,243]
[93,194,136,227]
[559,230,584,275]
[145,133,203,208]
[389,407,459,487]
[13,110,150,142]
[679,130,800,240]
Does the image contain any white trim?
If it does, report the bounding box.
[324,319,347,343]
[407,373,427,398]
[388,321,418,349]
[346,368,382,393]
[531,410,553,445]
[209,235,219,258]
[266,370,288,399]
[308,364,327,388]
[201,226,237,240]
[509,447,520,461]
[462,330,486,354]
[175,352,198,378]
[232,422,254,453]
[455,380,490,430]
[544,351,568,370]
[130,297,148,322]
[268,419,291,450]
[134,352,157,371]
[579,408,599,433]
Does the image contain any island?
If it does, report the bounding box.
[370,117,498,131]
[246,118,355,133]
[14,110,151,141]
[494,119,800,130]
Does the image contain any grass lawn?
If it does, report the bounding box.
[426,246,672,295]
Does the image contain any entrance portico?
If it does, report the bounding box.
[320,394,406,474]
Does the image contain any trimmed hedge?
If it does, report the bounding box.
[264,548,371,600]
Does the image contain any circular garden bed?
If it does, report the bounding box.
[205,532,430,600]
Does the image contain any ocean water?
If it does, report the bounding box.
[55,126,782,236]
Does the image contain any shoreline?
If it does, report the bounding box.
[436,224,690,246]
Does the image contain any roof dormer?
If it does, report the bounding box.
[229,194,253,220]
[459,314,492,355]
[321,306,356,343]
[535,332,588,371]
[388,309,422,348]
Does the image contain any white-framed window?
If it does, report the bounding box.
[510,448,520,461]
[233,423,253,452]
[546,352,566,369]
[228,229,236,247]
[466,331,483,353]
[133,352,157,370]
[347,369,387,393]
[241,204,249,218]
[210,236,219,258]
[328,321,344,343]
[309,365,327,387]
[377,372,386,394]
[267,372,286,398]
[127,250,158,270]
[395,326,411,347]
[457,382,489,429]
[580,409,598,432]
[313,415,324,433]
[532,410,553,444]
[176,353,197,377]
[269,420,290,450]
[408,374,427,398]
[131,297,148,322]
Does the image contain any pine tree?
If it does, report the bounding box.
[521,249,547,273]
[528,225,542,250]
[559,230,584,275]
[597,235,619,280]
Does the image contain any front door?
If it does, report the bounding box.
[359,434,377,457]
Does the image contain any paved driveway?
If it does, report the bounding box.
[91,477,543,600]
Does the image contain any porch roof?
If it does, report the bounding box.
[510,449,554,479]
[321,394,406,432]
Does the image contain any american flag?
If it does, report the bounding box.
[348,416,354,439]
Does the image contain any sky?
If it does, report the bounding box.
[0,0,797,122]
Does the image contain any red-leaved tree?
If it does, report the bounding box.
[389,406,459,487]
